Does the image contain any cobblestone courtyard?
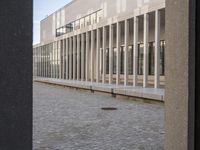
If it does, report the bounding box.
[33,82,164,150]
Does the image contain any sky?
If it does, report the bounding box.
[33,0,72,44]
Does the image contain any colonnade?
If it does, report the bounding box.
[33,9,164,88]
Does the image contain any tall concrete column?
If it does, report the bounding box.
[36,48,37,76]
[39,47,41,77]
[55,41,58,78]
[62,39,65,79]
[57,41,59,79]
[81,33,85,81]
[69,37,72,80]
[40,47,42,77]
[133,16,139,86]
[41,47,42,77]
[77,34,80,80]
[116,22,121,85]
[143,13,149,87]
[42,46,45,78]
[91,30,94,82]
[53,42,55,78]
[54,42,57,78]
[43,46,45,77]
[102,26,106,84]
[165,0,195,149]
[44,46,46,77]
[41,46,44,77]
[124,19,129,86]
[50,45,53,78]
[109,24,113,84]
[54,42,56,78]
[85,32,89,81]
[154,10,161,88]
[73,36,76,80]
[51,43,53,78]
[55,41,59,78]
[41,46,43,77]
[59,40,62,79]
[96,28,100,83]
[45,46,47,78]
[66,38,69,80]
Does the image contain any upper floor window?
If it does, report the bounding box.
[91,13,96,24]
[85,15,91,26]
[80,18,85,28]
[66,23,73,33]
[56,9,103,37]
[97,10,103,23]
[75,20,80,30]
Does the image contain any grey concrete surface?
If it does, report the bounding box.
[34,78,165,101]
[33,82,164,150]
[165,0,195,149]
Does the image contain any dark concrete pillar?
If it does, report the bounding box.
[0,0,32,149]
[165,0,195,149]
[195,0,200,149]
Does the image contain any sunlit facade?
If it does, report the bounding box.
[33,0,165,88]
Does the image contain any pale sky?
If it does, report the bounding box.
[33,0,72,44]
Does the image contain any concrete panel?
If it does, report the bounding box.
[164,0,195,149]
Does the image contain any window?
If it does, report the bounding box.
[85,15,91,26]
[149,42,155,75]
[97,10,103,23]
[138,43,144,75]
[100,48,103,74]
[106,48,109,74]
[80,18,85,28]
[128,45,133,74]
[91,13,96,24]
[160,40,165,75]
[56,9,103,36]
[66,23,73,33]
[113,48,117,74]
[75,20,80,30]
[71,22,75,31]
[120,46,124,74]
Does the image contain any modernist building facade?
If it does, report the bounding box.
[33,0,165,89]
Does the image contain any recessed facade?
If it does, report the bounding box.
[33,0,165,90]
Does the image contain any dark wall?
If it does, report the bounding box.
[0,0,32,150]
[196,0,200,149]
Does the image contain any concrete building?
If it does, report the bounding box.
[33,0,165,100]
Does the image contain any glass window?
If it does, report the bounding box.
[100,48,103,74]
[113,48,117,74]
[80,18,85,28]
[71,22,75,31]
[128,45,133,75]
[160,40,165,75]
[97,10,103,23]
[85,16,91,26]
[138,43,144,75]
[106,48,109,74]
[149,42,155,75]
[75,20,80,30]
[66,23,73,33]
[62,27,66,34]
[120,46,124,74]
[91,13,96,24]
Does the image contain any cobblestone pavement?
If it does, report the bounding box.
[33,82,164,150]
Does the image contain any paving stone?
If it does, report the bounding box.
[33,82,164,150]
